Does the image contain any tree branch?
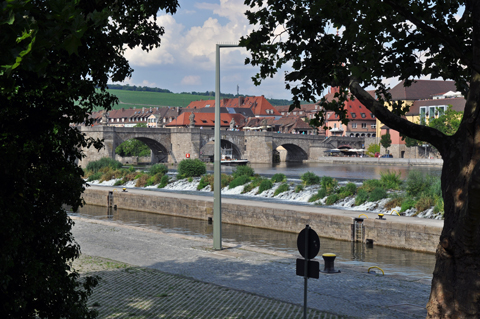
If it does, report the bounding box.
[348,77,450,154]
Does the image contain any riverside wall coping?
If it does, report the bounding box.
[83,185,443,253]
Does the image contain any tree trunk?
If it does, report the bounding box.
[426,121,480,317]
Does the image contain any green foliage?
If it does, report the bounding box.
[380,170,402,190]
[135,174,149,187]
[415,194,436,213]
[308,188,327,202]
[274,183,289,196]
[325,194,339,205]
[294,184,304,193]
[115,139,150,157]
[428,105,463,136]
[197,175,212,190]
[400,198,417,213]
[380,133,392,152]
[86,157,123,173]
[355,189,369,206]
[146,173,163,186]
[257,179,273,194]
[368,188,388,202]
[0,0,179,317]
[405,171,431,197]
[344,183,357,195]
[158,175,170,188]
[229,175,251,189]
[366,144,380,157]
[361,179,383,193]
[320,176,338,194]
[301,172,320,185]
[232,165,255,178]
[243,176,264,193]
[221,174,234,190]
[87,172,102,182]
[177,159,206,177]
[188,177,193,183]
[149,164,168,176]
[128,166,136,173]
[271,173,286,183]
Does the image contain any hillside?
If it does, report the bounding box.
[103,87,296,109]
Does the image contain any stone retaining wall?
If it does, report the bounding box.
[82,188,441,253]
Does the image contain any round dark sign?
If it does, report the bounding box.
[297,227,320,259]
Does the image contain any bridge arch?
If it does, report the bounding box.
[275,143,308,162]
[131,137,169,163]
[200,139,243,161]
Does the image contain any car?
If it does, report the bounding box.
[380,154,393,158]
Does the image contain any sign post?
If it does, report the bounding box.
[296,225,320,319]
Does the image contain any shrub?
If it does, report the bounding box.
[415,194,435,212]
[368,187,388,202]
[361,179,383,192]
[308,188,327,202]
[294,184,304,193]
[344,182,357,195]
[385,197,404,210]
[158,175,170,188]
[433,197,444,215]
[135,174,149,187]
[274,183,289,196]
[149,163,168,176]
[87,172,102,182]
[229,175,250,189]
[257,179,273,194]
[380,170,402,190]
[301,172,320,185]
[232,165,255,178]
[320,176,337,193]
[146,173,163,186]
[400,198,417,212]
[86,157,122,173]
[325,194,339,205]
[271,173,286,183]
[177,158,206,177]
[113,180,124,186]
[405,170,429,197]
[355,189,369,206]
[242,176,264,193]
[197,175,212,190]
[128,166,135,173]
[99,168,115,182]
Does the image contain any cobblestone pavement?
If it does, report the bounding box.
[75,255,344,319]
[72,216,430,319]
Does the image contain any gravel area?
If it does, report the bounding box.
[72,216,430,319]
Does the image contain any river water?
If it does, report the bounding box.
[220,162,442,180]
[72,204,436,281]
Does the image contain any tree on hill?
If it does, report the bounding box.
[380,133,392,154]
[0,1,178,318]
[241,1,480,317]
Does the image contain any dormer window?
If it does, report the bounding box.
[351,113,356,118]
[361,113,366,118]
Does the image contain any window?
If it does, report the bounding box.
[371,124,376,129]
[352,123,357,128]
[360,113,366,118]
[293,112,297,115]
[361,123,367,128]
[351,113,356,118]
[359,105,362,108]
[335,114,338,118]
[334,123,337,128]
[371,113,375,118]
[299,111,303,115]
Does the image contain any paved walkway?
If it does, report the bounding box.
[72,216,430,319]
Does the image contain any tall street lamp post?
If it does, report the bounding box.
[214,43,240,250]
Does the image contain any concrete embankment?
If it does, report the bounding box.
[307,157,443,166]
[83,185,442,253]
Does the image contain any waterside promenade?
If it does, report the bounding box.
[72,216,431,319]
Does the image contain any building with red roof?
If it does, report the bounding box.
[186,96,281,118]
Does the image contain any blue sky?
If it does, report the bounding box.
[115,0,294,99]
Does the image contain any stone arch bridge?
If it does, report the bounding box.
[79,126,365,167]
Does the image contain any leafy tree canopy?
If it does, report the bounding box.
[0,0,178,318]
[241,1,480,317]
[380,133,392,151]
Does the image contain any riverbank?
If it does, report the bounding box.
[72,216,430,318]
[306,157,443,166]
[83,185,442,253]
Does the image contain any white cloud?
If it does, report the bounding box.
[181,75,202,85]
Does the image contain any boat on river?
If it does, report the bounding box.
[221,147,249,166]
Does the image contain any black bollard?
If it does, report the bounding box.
[321,253,341,273]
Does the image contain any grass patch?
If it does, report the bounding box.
[301,172,320,185]
[229,175,250,189]
[271,173,286,183]
[257,179,273,194]
[157,175,170,188]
